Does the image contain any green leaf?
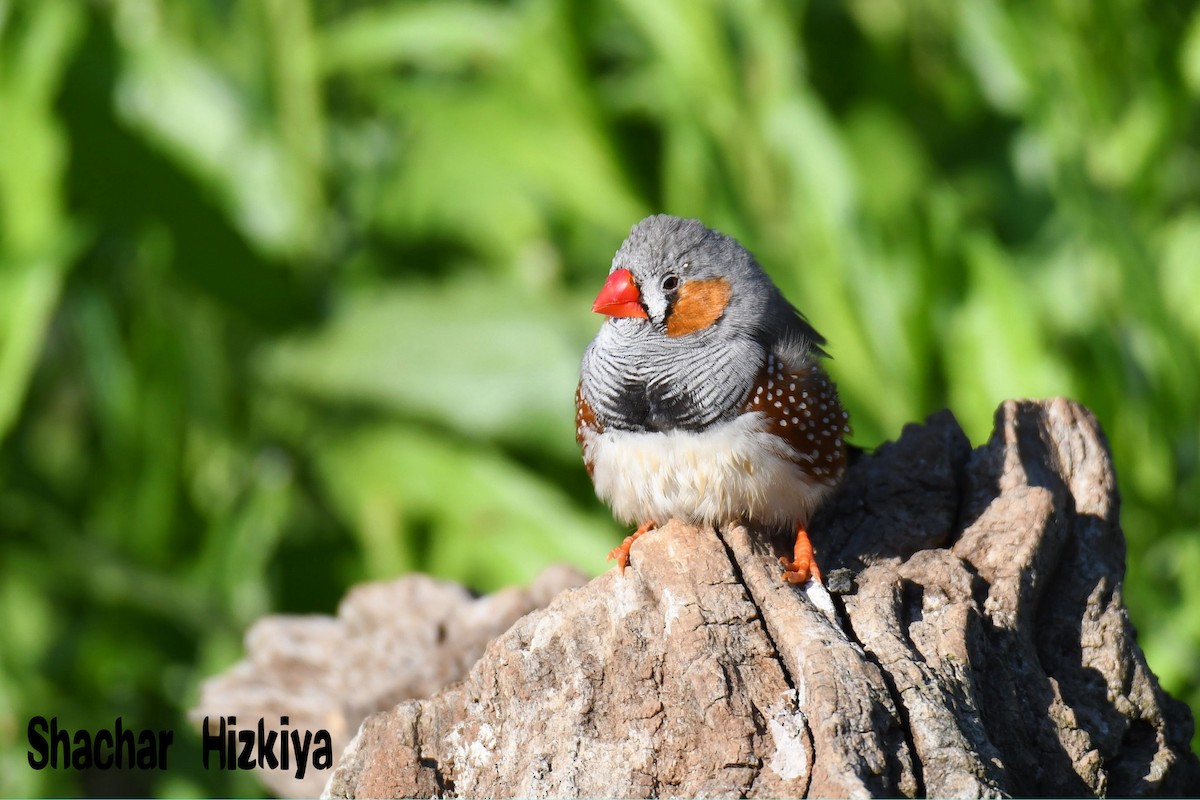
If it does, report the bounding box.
[258,277,599,458]
[115,35,315,257]
[0,0,85,445]
[319,1,517,74]
[315,423,614,589]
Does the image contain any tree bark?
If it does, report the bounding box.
[198,399,1200,798]
[191,564,588,797]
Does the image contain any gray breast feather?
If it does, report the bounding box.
[581,327,763,433]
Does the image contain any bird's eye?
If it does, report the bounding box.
[661,274,679,293]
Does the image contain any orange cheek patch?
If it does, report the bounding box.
[665,277,732,337]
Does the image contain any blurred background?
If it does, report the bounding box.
[2,0,1199,796]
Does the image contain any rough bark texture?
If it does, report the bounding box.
[197,399,1200,798]
[191,565,587,797]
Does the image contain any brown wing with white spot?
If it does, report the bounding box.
[575,382,601,478]
[742,353,850,484]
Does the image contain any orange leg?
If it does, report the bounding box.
[608,519,657,573]
[780,523,823,585]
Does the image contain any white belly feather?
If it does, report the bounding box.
[583,411,834,529]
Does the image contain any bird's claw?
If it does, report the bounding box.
[780,555,823,586]
[608,520,657,575]
[608,537,636,573]
[781,522,823,585]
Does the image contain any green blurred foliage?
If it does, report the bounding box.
[1,0,1199,795]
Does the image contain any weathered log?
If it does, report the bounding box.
[197,399,1200,798]
[191,564,587,797]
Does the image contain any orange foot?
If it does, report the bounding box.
[780,523,823,585]
[608,519,658,573]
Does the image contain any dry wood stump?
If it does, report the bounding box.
[197,398,1200,798]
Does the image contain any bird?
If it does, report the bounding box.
[575,214,850,585]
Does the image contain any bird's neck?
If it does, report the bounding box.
[582,322,762,433]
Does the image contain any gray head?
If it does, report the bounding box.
[591,214,823,349]
[582,215,826,432]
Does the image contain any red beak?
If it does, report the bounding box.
[591,268,648,319]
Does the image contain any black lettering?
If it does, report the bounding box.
[237,727,255,770]
[115,717,135,769]
[137,730,156,769]
[201,716,225,770]
[256,718,278,770]
[157,730,173,770]
[72,730,92,769]
[25,717,175,772]
[27,716,49,769]
[51,717,70,768]
[226,716,236,768]
[312,730,333,770]
[280,718,289,772]
[94,729,113,769]
[292,729,312,780]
